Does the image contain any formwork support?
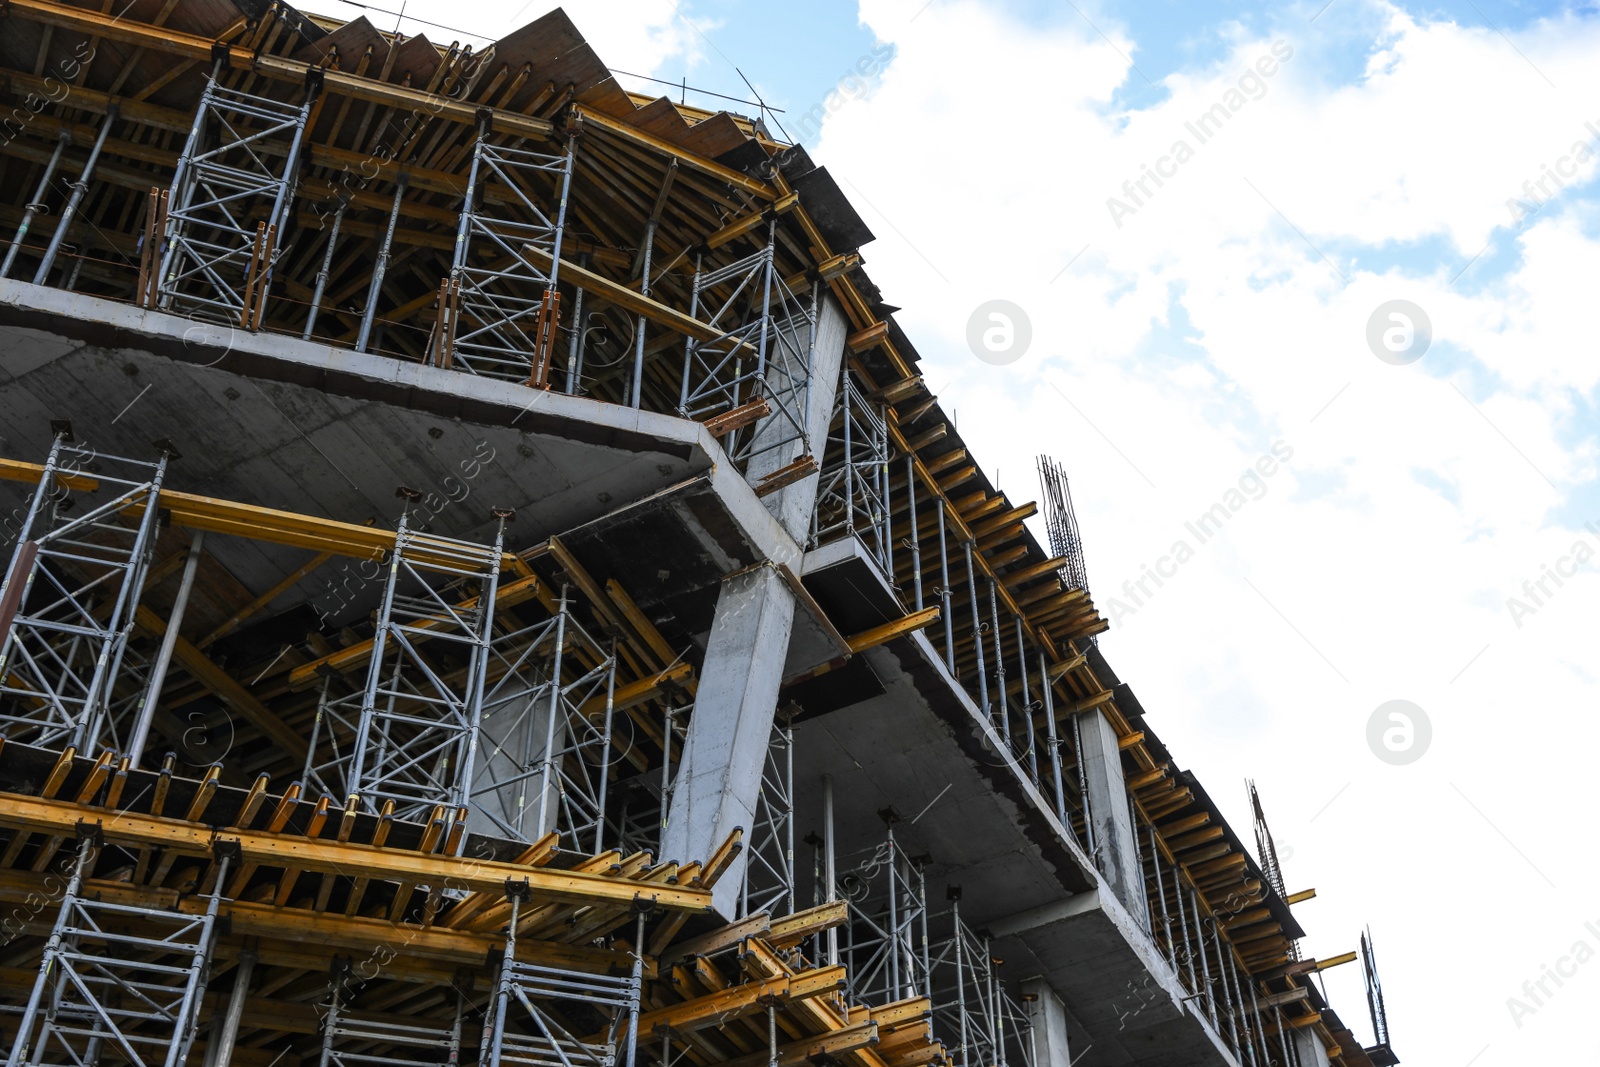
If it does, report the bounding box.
[435,130,577,382]
[0,438,168,753]
[6,836,230,1067]
[34,104,119,286]
[152,74,315,325]
[741,719,796,919]
[482,891,643,1067]
[303,512,507,837]
[811,372,892,571]
[319,976,464,1067]
[679,225,817,476]
[842,821,928,1007]
[473,589,619,849]
[928,890,1032,1067]
[0,131,69,280]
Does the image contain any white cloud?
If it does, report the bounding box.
[817,0,1600,1061]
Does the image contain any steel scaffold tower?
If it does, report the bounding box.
[841,821,929,1007]
[5,836,230,1067]
[811,371,893,572]
[473,589,618,850]
[481,890,644,1067]
[928,891,1033,1067]
[303,512,507,839]
[679,223,817,474]
[147,73,315,326]
[433,131,577,385]
[740,720,796,920]
[318,980,465,1067]
[0,438,168,753]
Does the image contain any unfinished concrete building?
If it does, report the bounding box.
[0,3,1399,1066]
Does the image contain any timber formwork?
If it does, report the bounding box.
[0,2,1393,1066]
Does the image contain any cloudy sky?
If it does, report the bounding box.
[317,0,1599,1060]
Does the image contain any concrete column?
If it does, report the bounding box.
[1023,977,1073,1067]
[746,290,850,542]
[662,564,798,916]
[468,693,564,842]
[1294,1028,1331,1067]
[1077,708,1142,912]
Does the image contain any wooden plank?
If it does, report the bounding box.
[844,607,940,654]
[9,0,553,141]
[0,792,714,912]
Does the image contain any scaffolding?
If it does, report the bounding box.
[473,590,618,850]
[5,836,228,1067]
[434,134,577,385]
[741,720,796,920]
[811,371,893,572]
[146,74,315,326]
[303,513,506,840]
[318,981,465,1067]
[481,891,644,1067]
[840,821,928,1007]
[928,891,1033,1067]
[0,438,167,753]
[678,224,817,473]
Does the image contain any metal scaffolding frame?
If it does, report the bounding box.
[481,892,644,1067]
[0,438,167,753]
[811,371,893,572]
[5,836,229,1067]
[472,590,618,850]
[927,891,1034,1067]
[150,73,314,326]
[318,980,465,1067]
[740,720,795,920]
[840,822,929,1007]
[303,514,506,838]
[678,224,817,472]
[434,133,577,384]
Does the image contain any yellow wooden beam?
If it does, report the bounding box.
[0,792,714,912]
[9,0,553,141]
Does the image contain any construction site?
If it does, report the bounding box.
[0,3,1399,1066]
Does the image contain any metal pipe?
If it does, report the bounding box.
[1192,886,1216,1025]
[1149,824,1172,961]
[34,106,118,285]
[784,725,795,914]
[1174,868,1198,996]
[631,219,656,408]
[623,908,646,1067]
[965,542,987,713]
[158,77,219,307]
[594,641,618,854]
[565,280,587,393]
[1,131,69,280]
[302,196,348,339]
[1016,617,1036,781]
[355,174,408,353]
[211,950,256,1067]
[1040,653,1066,826]
[987,580,1007,744]
[906,456,922,610]
[938,502,953,671]
[823,773,838,966]
[126,529,205,767]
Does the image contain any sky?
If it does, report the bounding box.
[312,0,1600,1061]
